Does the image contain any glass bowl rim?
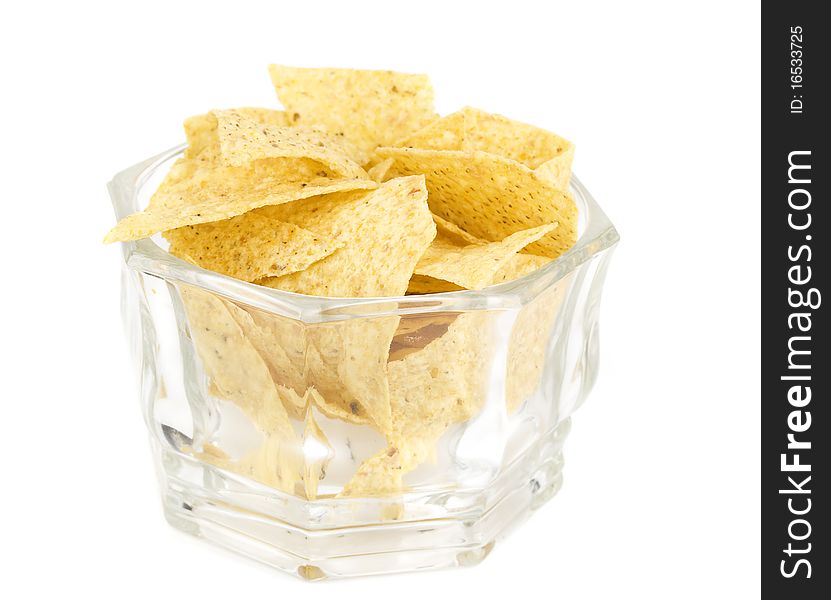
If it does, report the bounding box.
[109,145,619,321]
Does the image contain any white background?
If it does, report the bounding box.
[1,1,760,597]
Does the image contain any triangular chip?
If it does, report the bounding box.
[491,252,552,284]
[431,213,482,246]
[164,212,342,282]
[534,148,576,192]
[228,305,309,406]
[462,107,573,171]
[104,158,376,243]
[506,277,569,413]
[269,65,436,159]
[184,108,294,162]
[394,110,466,149]
[394,107,574,191]
[213,109,367,178]
[223,305,388,430]
[342,312,494,493]
[415,223,555,290]
[389,313,456,361]
[406,274,463,295]
[306,386,371,426]
[303,318,399,432]
[258,175,435,297]
[340,447,403,497]
[179,286,293,436]
[375,147,576,258]
[184,113,220,161]
[366,157,395,183]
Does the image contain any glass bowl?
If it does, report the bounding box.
[109,145,619,580]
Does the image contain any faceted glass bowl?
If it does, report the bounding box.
[110,145,618,580]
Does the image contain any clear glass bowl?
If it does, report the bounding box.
[109,145,619,580]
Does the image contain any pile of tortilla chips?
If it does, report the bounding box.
[105,65,577,295]
[106,66,578,501]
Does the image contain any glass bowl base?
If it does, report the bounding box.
[156,419,569,580]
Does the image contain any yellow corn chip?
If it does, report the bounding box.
[184,113,219,161]
[340,447,403,497]
[393,110,466,149]
[269,65,435,158]
[405,275,463,295]
[366,157,395,183]
[165,212,342,282]
[276,384,309,417]
[408,222,551,293]
[303,317,399,432]
[234,107,295,128]
[431,213,483,246]
[179,286,293,436]
[506,276,569,412]
[229,306,393,433]
[225,305,308,411]
[343,312,493,492]
[533,146,575,192]
[184,108,294,162]
[104,159,376,243]
[415,223,555,290]
[388,313,456,361]
[387,311,492,448]
[258,176,435,297]
[394,107,574,191]
[375,147,576,258]
[306,385,372,426]
[491,252,552,284]
[213,109,367,178]
[461,107,574,171]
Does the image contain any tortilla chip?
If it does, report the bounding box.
[306,385,372,426]
[184,108,294,162]
[461,107,573,171]
[179,286,293,436]
[340,447,403,497]
[408,222,551,293]
[103,158,376,243]
[269,65,435,158]
[366,157,395,183]
[393,107,574,191]
[506,277,569,412]
[393,110,466,149]
[224,306,388,431]
[405,275,463,295]
[234,107,294,128]
[533,146,575,191]
[492,252,552,284]
[258,176,435,297]
[184,113,220,161]
[415,223,555,290]
[303,317,399,432]
[389,313,456,361]
[225,306,308,411]
[228,306,395,433]
[164,212,342,282]
[387,312,491,445]
[375,147,576,258]
[343,312,494,492]
[213,109,367,178]
[431,213,483,246]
